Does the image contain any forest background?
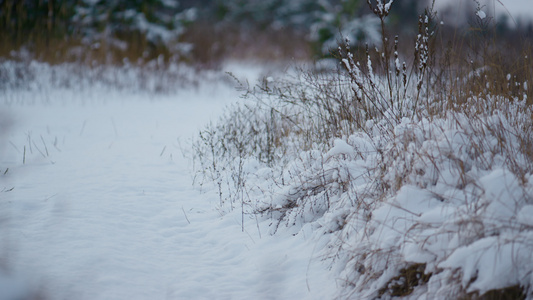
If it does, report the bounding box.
[1,0,531,68]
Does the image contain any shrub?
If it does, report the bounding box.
[193,1,533,298]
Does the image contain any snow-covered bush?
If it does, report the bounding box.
[330,98,533,298]
[0,59,211,95]
[193,1,533,298]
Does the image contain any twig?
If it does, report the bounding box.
[181,206,190,224]
[32,141,46,158]
[40,135,49,156]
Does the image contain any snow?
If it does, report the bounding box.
[476,10,487,20]
[518,205,533,226]
[325,139,355,160]
[2,59,533,299]
[0,273,27,300]
[0,64,337,299]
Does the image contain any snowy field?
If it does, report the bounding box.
[1,56,533,299]
[0,63,337,300]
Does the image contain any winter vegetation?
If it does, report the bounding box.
[191,1,533,299]
[1,0,533,299]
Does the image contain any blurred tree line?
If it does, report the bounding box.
[0,0,197,63]
[0,0,483,65]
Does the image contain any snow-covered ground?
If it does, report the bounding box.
[2,57,532,299]
[0,64,337,299]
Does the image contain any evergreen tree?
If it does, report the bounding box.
[213,0,380,55]
[73,0,196,45]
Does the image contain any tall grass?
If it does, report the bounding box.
[193,1,533,298]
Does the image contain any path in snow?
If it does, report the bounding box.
[0,80,336,299]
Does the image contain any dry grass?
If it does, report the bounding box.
[192,2,533,299]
